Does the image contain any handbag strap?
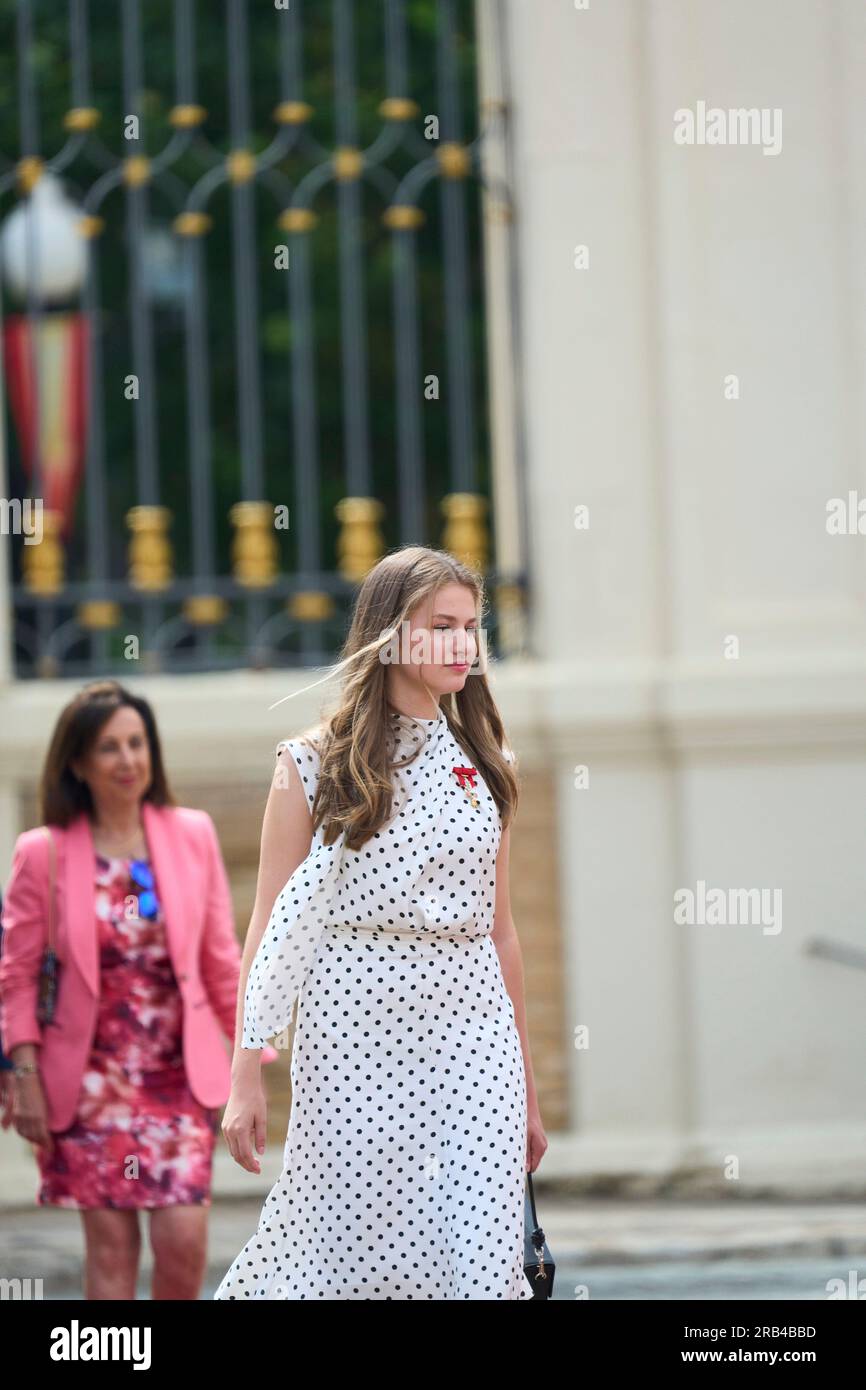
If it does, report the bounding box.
[40,825,56,952]
[526,1168,547,1248]
[526,1168,539,1225]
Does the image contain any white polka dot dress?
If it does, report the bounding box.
[214,706,532,1300]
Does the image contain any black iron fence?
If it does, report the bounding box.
[0,0,527,677]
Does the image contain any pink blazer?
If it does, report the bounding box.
[0,800,246,1132]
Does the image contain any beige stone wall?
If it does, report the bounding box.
[507,767,568,1134]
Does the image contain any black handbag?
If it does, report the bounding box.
[523,1168,555,1298]
[35,826,60,1027]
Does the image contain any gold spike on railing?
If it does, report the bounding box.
[334,497,385,583]
[169,104,207,129]
[440,492,488,572]
[17,156,43,194]
[227,150,256,184]
[272,101,314,125]
[333,146,363,181]
[64,107,101,132]
[183,595,228,626]
[173,211,213,237]
[278,208,318,233]
[77,600,121,630]
[123,156,150,187]
[229,501,278,587]
[125,505,173,591]
[382,205,425,230]
[79,214,105,239]
[21,509,64,594]
[436,142,471,179]
[378,98,420,122]
[288,591,335,622]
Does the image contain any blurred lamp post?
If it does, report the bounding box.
[0,170,89,599]
[1,171,88,304]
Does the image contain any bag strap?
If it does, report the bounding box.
[40,826,56,952]
[526,1168,547,1248]
[526,1168,539,1225]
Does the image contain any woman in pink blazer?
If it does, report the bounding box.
[0,678,272,1299]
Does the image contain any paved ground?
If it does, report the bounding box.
[4,1195,866,1300]
[4,1132,866,1300]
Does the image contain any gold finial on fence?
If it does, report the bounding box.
[21,509,64,595]
[173,211,213,237]
[123,156,151,187]
[440,493,488,572]
[229,501,278,587]
[436,143,471,179]
[288,591,335,622]
[126,505,173,590]
[382,205,425,230]
[273,101,314,125]
[170,104,207,129]
[378,98,420,122]
[227,150,256,184]
[17,157,43,194]
[77,600,121,630]
[333,147,363,181]
[78,214,105,239]
[183,595,228,626]
[334,497,385,583]
[64,107,101,132]
[279,208,318,233]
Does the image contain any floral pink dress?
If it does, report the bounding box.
[36,852,219,1209]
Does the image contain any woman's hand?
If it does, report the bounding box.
[526,1105,548,1173]
[221,1075,268,1174]
[12,1072,54,1152]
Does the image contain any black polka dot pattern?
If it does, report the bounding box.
[215,709,531,1300]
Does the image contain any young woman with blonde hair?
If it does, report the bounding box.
[216,545,546,1300]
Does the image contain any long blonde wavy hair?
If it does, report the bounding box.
[293,545,519,851]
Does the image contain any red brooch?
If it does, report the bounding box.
[452,765,480,809]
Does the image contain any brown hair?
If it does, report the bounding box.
[39,679,176,827]
[294,545,518,852]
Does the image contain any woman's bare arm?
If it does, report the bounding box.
[490,823,538,1116]
[230,746,313,1085]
